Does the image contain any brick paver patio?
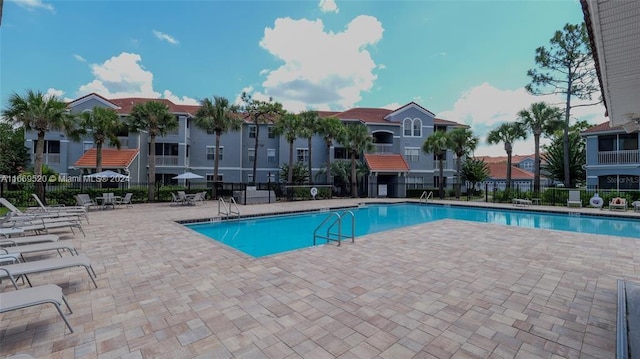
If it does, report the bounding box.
[1,199,639,358]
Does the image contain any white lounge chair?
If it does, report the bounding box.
[0,241,79,260]
[567,191,582,207]
[0,284,74,333]
[2,215,85,237]
[0,197,86,223]
[609,197,628,211]
[1,234,60,246]
[0,254,97,289]
[29,194,89,223]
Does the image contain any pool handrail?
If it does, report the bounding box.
[419,191,433,204]
[218,197,240,219]
[313,211,355,246]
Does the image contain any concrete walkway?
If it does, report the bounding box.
[1,198,639,358]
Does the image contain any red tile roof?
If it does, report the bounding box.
[333,108,395,124]
[74,148,139,169]
[487,163,534,180]
[581,121,623,134]
[477,154,534,164]
[364,154,410,172]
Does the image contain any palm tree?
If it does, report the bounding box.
[486,122,528,194]
[128,101,178,201]
[298,110,319,184]
[273,112,301,184]
[316,116,345,185]
[241,92,283,183]
[340,123,374,198]
[69,106,124,174]
[447,127,479,199]
[422,130,451,199]
[2,90,72,200]
[517,102,563,194]
[193,96,241,189]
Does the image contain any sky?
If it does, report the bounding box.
[0,0,608,156]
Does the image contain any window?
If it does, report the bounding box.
[249,125,257,138]
[268,172,276,182]
[151,143,179,156]
[267,148,276,163]
[334,147,348,159]
[297,148,309,163]
[434,175,447,187]
[404,147,420,162]
[186,145,190,158]
[413,119,422,137]
[206,174,222,183]
[248,148,255,162]
[598,135,616,151]
[406,176,424,189]
[403,119,412,136]
[247,173,254,183]
[268,126,275,139]
[619,133,639,151]
[33,140,61,154]
[83,141,93,153]
[206,146,223,161]
[403,118,422,137]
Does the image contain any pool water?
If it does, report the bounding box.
[186,203,640,257]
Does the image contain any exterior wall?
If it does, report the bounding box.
[583,131,640,190]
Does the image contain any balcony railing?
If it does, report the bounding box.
[434,160,449,170]
[155,155,179,166]
[374,144,393,153]
[598,150,640,164]
[43,153,60,164]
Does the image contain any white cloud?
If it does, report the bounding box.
[73,54,86,62]
[319,0,338,13]
[10,0,54,12]
[162,90,199,105]
[152,30,179,45]
[44,88,73,102]
[75,52,196,105]
[438,82,607,157]
[258,15,383,111]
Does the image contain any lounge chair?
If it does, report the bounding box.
[30,194,89,223]
[0,242,79,261]
[0,284,74,333]
[609,197,628,211]
[633,201,640,213]
[75,194,97,210]
[567,191,582,207]
[0,197,86,222]
[2,215,85,237]
[512,198,532,207]
[0,254,97,289]
[1,234,60,246]
[117,193,134,208]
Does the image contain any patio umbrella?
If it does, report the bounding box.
[173,171,204,189]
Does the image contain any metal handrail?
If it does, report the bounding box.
[218,197,240,219]
[338,210,355,243]
[419,191,433,204]
[313,212,341,246]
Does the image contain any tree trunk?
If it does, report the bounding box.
[307,137,313,185]
[148,135,156,201]
[96,142,103,189]
[563,76,572,187]
[455,153,462,199]
[214,131,221,182]
[533,133,541,194]
[350,151,357,198]
[252,123,259,184]
[288,140,294,184]
[506,151,513,194]
[325,140,332,185]
[438,157,444,199]
[34,132,45,201]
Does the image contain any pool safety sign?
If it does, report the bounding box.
[310,187,318,199]
[378,184,387,197]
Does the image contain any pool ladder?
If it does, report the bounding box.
[313,211,355,246]
[218,197,240,220]
[419,191,433,204]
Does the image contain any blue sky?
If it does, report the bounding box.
[1,0,606,156]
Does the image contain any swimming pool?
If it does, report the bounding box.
[186,203,640,257]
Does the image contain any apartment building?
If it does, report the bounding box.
[582,122,640,190]
[25,93,465,198]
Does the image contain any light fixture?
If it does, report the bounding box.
[622,119,640,133]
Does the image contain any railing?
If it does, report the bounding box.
[313,211,355,246]
[434,160,449,170]
[43,153,61,165]
[218,197,240,219]
[419,191,433,204]
[155,155,179,166]
[598,150,640,164]
[374,144,393,153]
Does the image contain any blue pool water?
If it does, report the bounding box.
[187,203,640,257]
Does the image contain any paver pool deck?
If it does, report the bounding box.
[1,198,640,358]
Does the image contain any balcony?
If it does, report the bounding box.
[155,155,179,166]
[374,144,393,153]
[434,160,449,170]
[43,153,60,165]
[598,150,640,164]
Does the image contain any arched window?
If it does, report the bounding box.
[403,118,412,136]
[412,118,422,137]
